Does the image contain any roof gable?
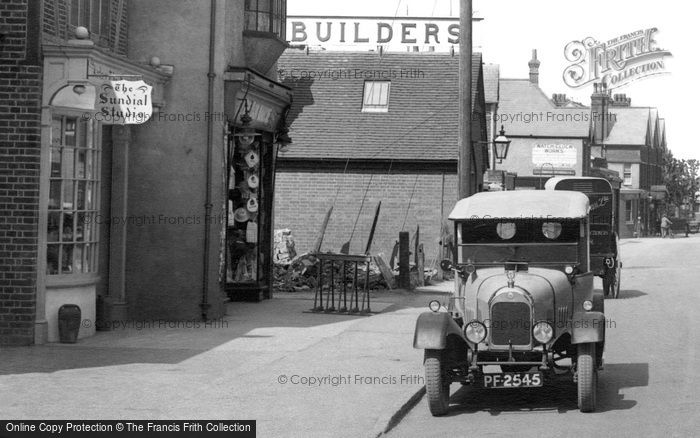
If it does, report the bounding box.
[497,79,590,137]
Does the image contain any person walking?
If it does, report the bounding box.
[660,214,673,238]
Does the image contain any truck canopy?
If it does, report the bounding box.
[448,191,590,220]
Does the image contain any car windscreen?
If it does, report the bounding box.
[457,219,581,265]
[460,219,581,244]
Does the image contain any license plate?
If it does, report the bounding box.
[483,372,543,388]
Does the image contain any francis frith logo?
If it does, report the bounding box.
[563,27,672,89]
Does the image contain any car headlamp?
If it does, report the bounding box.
[564,265,574,275]
[583,300,593,311]
[428,300,441,312]
[464,321,487,344]
[532,321,554,344]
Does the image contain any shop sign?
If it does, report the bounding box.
[532,144,577,168]
[97,79,153,125]
[287,17,459,47]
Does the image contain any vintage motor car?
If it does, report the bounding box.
[414,191,606,415]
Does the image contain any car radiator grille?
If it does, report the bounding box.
[490,302,531,345]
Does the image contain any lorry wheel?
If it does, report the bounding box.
[425,349,450,416]
[577,343,597,413]
[612,265,621,299]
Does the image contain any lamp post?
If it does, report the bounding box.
[492,125,511,169]
[476,125,511,191]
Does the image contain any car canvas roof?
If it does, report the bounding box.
[448,191,590,220]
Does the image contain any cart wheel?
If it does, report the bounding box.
[577,343,598,413]
[425,349,450,416]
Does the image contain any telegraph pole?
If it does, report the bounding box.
[458,0,473,199]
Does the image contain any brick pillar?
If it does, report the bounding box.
[0,0,43,346]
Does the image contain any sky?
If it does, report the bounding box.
[287,0,699,160]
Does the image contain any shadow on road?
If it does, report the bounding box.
[443,362,648,416]
[614,289,647,300]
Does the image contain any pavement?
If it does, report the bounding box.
[0,284,451,438]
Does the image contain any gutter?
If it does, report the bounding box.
[201,0,217,320]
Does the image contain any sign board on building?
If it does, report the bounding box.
[97,80,153,125]
[532,144,577,168]
[287,16,460,48]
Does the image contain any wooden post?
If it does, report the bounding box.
[398,231,410,289]
[458,0,473,199]
[417,243,425,287]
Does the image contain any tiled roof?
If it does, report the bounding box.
[497,79,590,138]
[483,64,499,104]
[277,50,484,160]
[605,107,654,145]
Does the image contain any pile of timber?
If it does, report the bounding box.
[273,252,389,292]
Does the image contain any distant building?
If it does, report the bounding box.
[275,50,488,261]
[589,85,666,237]
[495,50,592,189]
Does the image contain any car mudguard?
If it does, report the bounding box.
[413,311,466,349]
[571,311,606,344]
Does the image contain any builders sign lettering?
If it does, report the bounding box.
[287,17,460,47]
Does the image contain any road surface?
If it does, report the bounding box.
[388,236,700,437]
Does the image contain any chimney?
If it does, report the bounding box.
[591,82,613,143]
[528,49,540,85]
[611,93,631,107]
[552,93,568,107]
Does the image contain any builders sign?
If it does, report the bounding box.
[532,144,577,168]
[96,80,153,125]
[287,16,460,47]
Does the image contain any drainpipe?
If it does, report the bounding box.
[201,0,217,320]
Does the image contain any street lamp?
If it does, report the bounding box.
[493,125,511,165]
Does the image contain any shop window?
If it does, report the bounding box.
[623,163,632,186]
[624,199,633,223]
[47,115,101,275]
[70,0,110,37]
[245,0,287,39]
[362,81,391,113]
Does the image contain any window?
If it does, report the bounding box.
[362,81,391,112]
[542,222,563,239]
[623,163,632,186]
[70,0,110,37]
[245,0,287,39]
[625,200,633,223]
[47,116,101,275]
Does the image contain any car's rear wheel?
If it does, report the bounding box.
[425,349,450,416]
[577,343,597,412]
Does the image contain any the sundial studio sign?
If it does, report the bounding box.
[288,16,460,47]
[563,27,672,89]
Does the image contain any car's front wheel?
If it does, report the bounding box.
[577,343,598,412]
[424,349,450,416]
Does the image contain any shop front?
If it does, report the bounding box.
[37,38,169,343]
[223,69,292,302]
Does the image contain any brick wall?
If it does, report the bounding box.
[43,0,128,56]
[273,169,459,267]
[0,0,42,345]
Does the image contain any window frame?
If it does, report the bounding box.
[624,199,633,224]
[69,0,110,42]
[46,112,102,279]
[623,163,632,186]
[362,80,391,113]
[244,0,287,39]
